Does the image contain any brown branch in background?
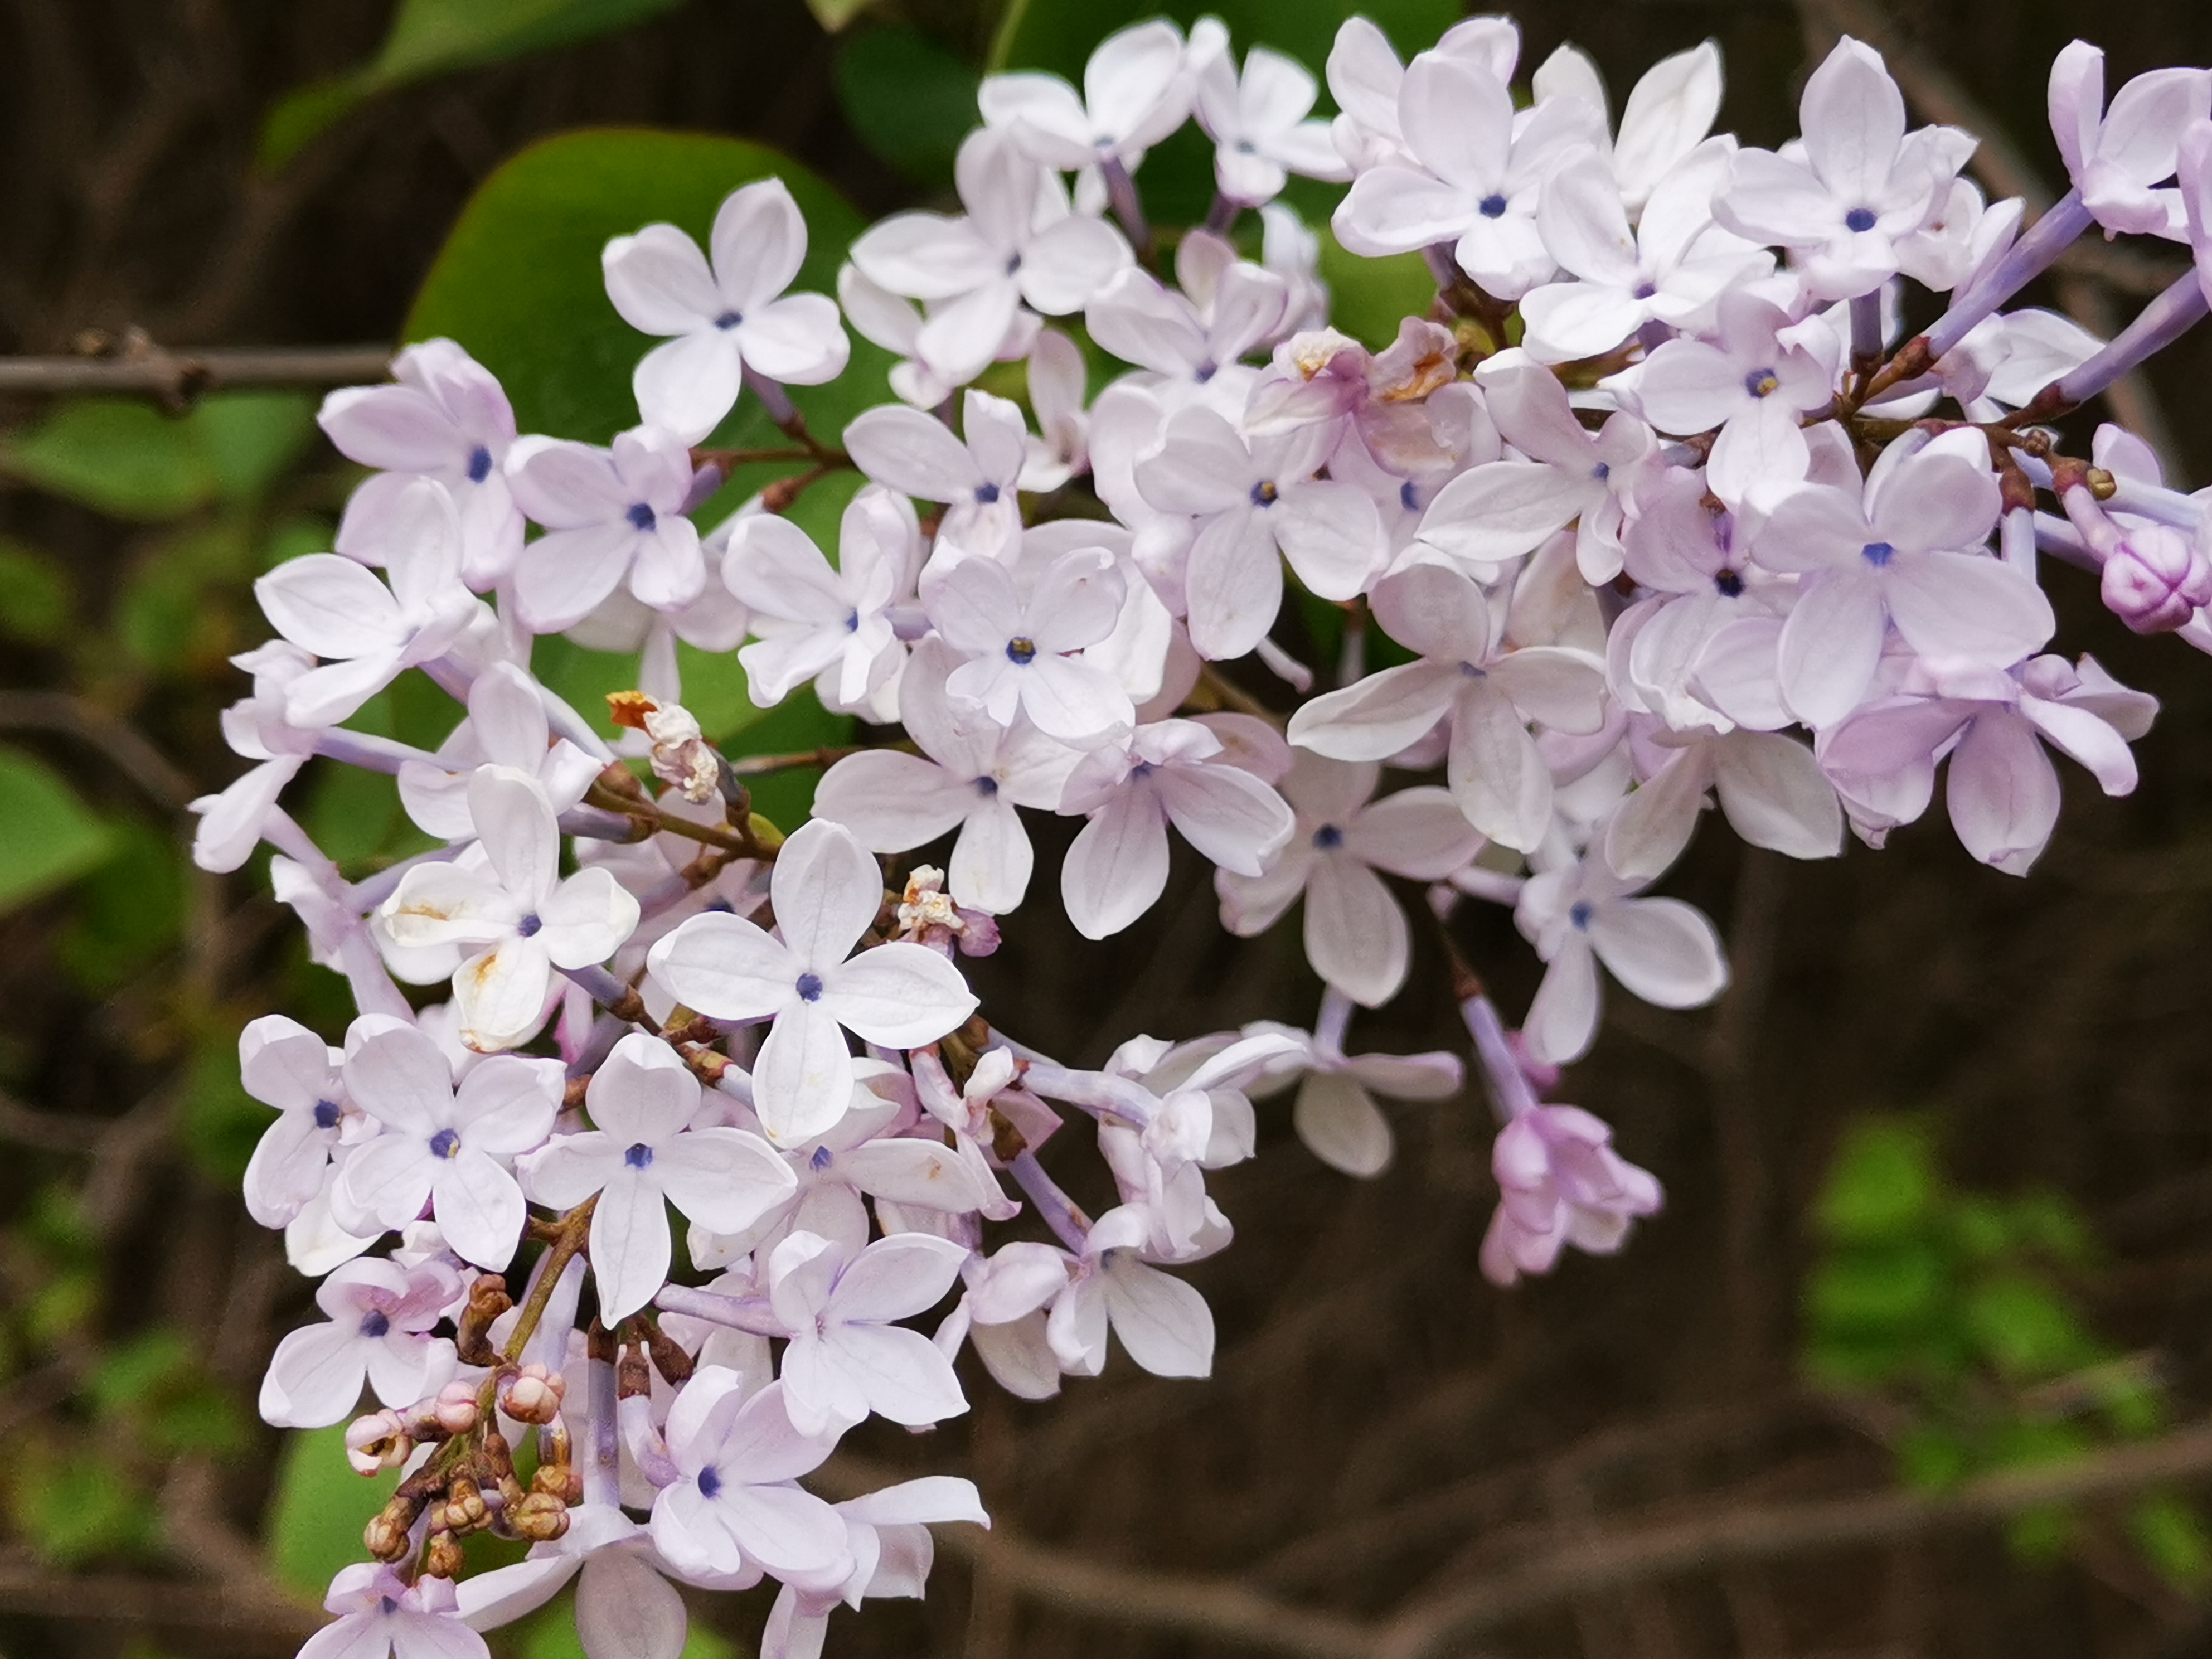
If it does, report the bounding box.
[0,690,197,809]
[0,343,392,404]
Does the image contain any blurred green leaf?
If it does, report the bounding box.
[268,1426,401,1595]
[0,537,75,643]
[1,393,314,521]
[732,690,854,829]
[1966,1277,2095,1380]
[807,0,879,30]
[0,746,115,915]
[180,1031,265,1183]
[10,1442,159,1564]
[837,26,981,187]
[2131,1494,2212,1590]
[259,0,685,168]
[1817,1117,1939,1244]
[405,129,897,450]
[1896,1424,1972,1491]
[1318,231,1434,352]
[303,758,406,869]
[117,520,258,673]
[263,512,338,572]
[1806,1241,1946,1335]
[59,819,190,992]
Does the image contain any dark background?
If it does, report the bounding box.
[7,1,2212,1656]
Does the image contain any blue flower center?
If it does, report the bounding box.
[1312,823,1345,851]
[1005,637,1038,664]
[1478,193,1508,218]
[1632,280,1657,300]
[715,309,743,330]
[313,1099,342,1129]
[1861,540,1895,567]
[467,445,493,484]
[1845,206,1877,233]
[1743,368,1779,399]
[811,1144,835,1171]
[517,913,542,938]
[1004,253,1022,276]
[379,1597,399,1617]
[1400,480,1419,510]
[429,1127,461,1160]
[1569,901,1594,930]
[360,1310,391,1338]
[1592,461,1610,482]
[697,1466,722,1498]
[1194,360,1217,384]
[795,972,824,1002]
[1250,479,1279,506]
[1714,570,1744,597]
[975,482,1001,505]
[843,609,861,633]
[625,1142,654,1168]
[975,774,1000,797]
[627,502,657,531]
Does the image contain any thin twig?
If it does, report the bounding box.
[0,345,390,401]
[0,690,197,809]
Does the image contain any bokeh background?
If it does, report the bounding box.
[6,1,2212,1657]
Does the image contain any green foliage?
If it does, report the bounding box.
[0,746,116,916]
[0,393,312,521]
[268,1425,401,1595]
[404,129,898,465]
[180,1029,267,1184]
[8,1442,161,1565]
[260,0,685,167]
[1804,1116,2212,1589]
[86,1330,245,1457]
[0,537,75,644]
[57,819,190,992]
[837,25,981,187]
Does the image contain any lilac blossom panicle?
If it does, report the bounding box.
[197,17,2212,1659]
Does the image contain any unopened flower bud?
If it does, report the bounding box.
[500,1363,566,1424]
[345,1409,411,1475]
[365,1495,421,1562]
[432,1380,481,1436]
[531,1461,584,1505]
[423,1529,466,1580]
[443,1474,489,1533]
[509,1491,571,1542]
[2100,522,2212,633]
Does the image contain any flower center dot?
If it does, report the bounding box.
[517,913,542,938]
[627,502,657,531]
[625,1142,654,1169]
[795,972,824,1002]
[1005,636,1037,664]
[1312,823,1345,851]
[1845,206,1877,233]
[1743,368,1779,399]
[1005,253,1022,276]
[697,1467,722,1498]
[975,774,999,797]
[429,1128,461,1160]
[975,481,1001,505]
[1714,570,1744,597]
[467,445,493,484]
[715,309,743,330]
[1251,479,1279,506]
[1478,193,1508,218]
[1569,901,1594,930]
[313,1099,342,1129]
[360,1310,391,1338]
[1861,540,1895,567]
[811,1144,834,1171]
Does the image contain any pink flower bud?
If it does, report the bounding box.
[2099,522,2212,633]
[499,1363,566,1425]
[345,1409,410,1474]
[433,1380,480,1436]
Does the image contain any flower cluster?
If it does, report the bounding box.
[197,16,2212,1659]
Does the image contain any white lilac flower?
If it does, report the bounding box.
[765,1229,971,1435]
[647,1369,847,1581]
[258,1256,460,1428]
[505,425,704,633]
[1194,42,1350,206]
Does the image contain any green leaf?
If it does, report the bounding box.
[1816,1117,1941,1244]
[0,746,115,914]
[258,0,686,168]
[58,819,190,992]
[1320,230,1435,350]
[268,1427,401,1596]
[0,537,75,643]
[836,26,981,187]
[0,392,315,521]
[729,690,854,830]
[117,520,259,673]
[2130,1494,2212,1590]
[180,1031,266,1184]
[1804,1241,1948,1336]
[404,129,898,452]
[11,1441,159,1565]
[1896,1424,1973,1491]
[1964,1277,2099,1381]
[807,0,881,31]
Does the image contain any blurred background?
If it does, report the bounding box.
[6,1,2212,1656]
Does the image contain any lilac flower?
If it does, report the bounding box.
[648,1369,846,1581]
[1021,328,1092,490]
[319,338,522,589]
[1604,720,1843,880]
[1324,16,1522,175]
[1714,36,1971,300]
[1084,251,1289,407]
[2048,43,2211,240]
[1248,992,1463,1177]
[765,1229,971,1435]
[300,1564,487,1659]
[1750,429,2054,726]
[1288,557,1609,852]
[1482,1104,1663,1286]
[522,1034,795,1319]
[191,642,321,872]
[646,820,978,1144]
[1132,406,1385,657]
[813,638,1079,914]
[333,1014,563,1268]
[725,486,919,714]
[1046,1202,1215,1379]
[920,544,1134,744]
[761,1477,989,1659]
[505,426,704,633]
[251,480,481,726]
[397,662,603,842]
[258,1255,459,1428]
[239,1013,356,1229]
[845,391,1028,558]
[1621,290,1837,502]
[1194,42,1350,206]
[603,178,850,443]
[1514,851,1729,1065]
[979,18,1208,181]
[1216,752,1483,1007]
[1530,40,1724,214]
[848,129,1132,387]
[1059,718,1296,939]
[380,766,641,1053]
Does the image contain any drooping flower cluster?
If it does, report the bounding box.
[195,16,2212,1659]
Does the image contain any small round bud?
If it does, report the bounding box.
[2101,522,2212,634]
[345,1409,410,1475]
[423,1529,466,1580]
[509,1491,571,1542]
[499,1363,566,1425]
[432,1380,481,1435]
[365,1495,421,1563]
[443,1474,489,1533]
